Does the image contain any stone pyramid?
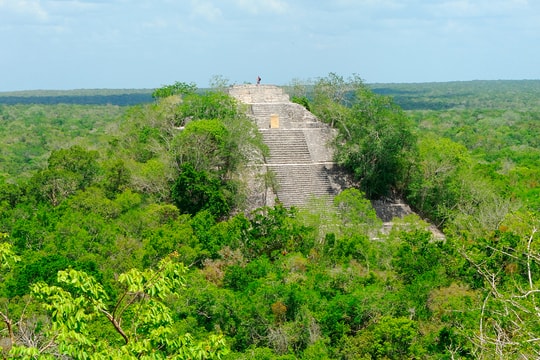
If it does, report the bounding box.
[228,84,347,208]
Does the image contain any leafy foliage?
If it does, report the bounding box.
[2,79,540,359]
[171,163,230,218]
[173,119,231,175]
[311,73,417,198]
[152,81,197,100]
[0,104,124,181]
[7,255,230,359]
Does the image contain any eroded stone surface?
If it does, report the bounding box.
[229,84,345,208]
[229,84,445,239]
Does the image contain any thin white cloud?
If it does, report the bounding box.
[2,0,540,90]
[190,0,223,22]
[142,17,169,30]
[48,0,105,11]
[429,0,529,18]
[0,0,49,20]
[234,0,289,15]
[344,0,402,9]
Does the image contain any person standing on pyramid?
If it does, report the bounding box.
[257,76,261,85]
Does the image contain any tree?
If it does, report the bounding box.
[0,179,23,208]
[208,75,230,93]
[407,135,515,233]
[313,73,360,108]
[152,81,197,100]
[406,136,471,224]
[173,119,230,176]
[286,78,313,111]
[345,87,416,198]
[333,188,381,237]
[171,163,230,218]
[245,204,314,260]
[101,159,131,198]
[28,168,80,206]
[368,316,423,359]
[9,254,229,359]
[127,158,174,201]
[458,214,540,358]
[311,73,417,199]
[0,240,24,356]
[118,88,265,213]
[48,145,100,189]
[311,73,356,132]
[0,235,19,272]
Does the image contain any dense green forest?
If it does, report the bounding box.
[0,89,154,106]
[371,80,540,110]
[1,77,540,359]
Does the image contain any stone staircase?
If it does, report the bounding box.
[261,129,335,206]
[261,129,312,164]
[228,84,344,208]
[228,84,445,239]
[249,103,321,129]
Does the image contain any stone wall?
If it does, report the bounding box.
[228,84,290,103]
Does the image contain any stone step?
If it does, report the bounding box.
[228,84,344,209]
[248,103,320,129]
[261,130,312,164]
[266,164,335,207]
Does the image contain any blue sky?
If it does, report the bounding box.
[1,0,539,90]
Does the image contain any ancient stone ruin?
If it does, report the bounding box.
[229,84,445,239]
[228,84,347,208]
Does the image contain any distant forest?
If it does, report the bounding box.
[0,89,154,106]
[370,79,540,110]
[3,80,540,109]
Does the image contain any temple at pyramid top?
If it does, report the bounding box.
[227,84,290,104]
